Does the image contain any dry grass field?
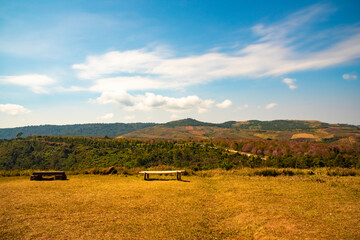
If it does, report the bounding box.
[291,133,317,139]
[1,174,360,239]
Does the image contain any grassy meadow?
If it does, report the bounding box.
[1,174,360,239]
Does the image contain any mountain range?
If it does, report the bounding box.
[1,118,359,143]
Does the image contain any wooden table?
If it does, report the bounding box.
[139,170,185,180]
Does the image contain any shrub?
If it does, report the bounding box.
[326,168,358,176]
[254,169,280,177]
[282,169,294,176]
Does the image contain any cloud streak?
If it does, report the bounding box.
[265,103,278,110]
[283,78,297,90]
[71,4,360,94]
[92,91,215,113]
[0,74,56,93]
[343,73,358,80]
[0,104,31,115]
[216,99,232,109]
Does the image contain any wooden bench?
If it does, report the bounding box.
[30,171,67,181]
[139,170,185,180]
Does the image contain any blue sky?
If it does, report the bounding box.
[0,0,359,128]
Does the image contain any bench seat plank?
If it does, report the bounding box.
[139,170,185,180]
[139,170,184,174]
[33,171,66,176]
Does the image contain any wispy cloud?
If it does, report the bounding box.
[72,4,360,94]
[237,104,249,110]
[0,74,56,93]
[92,91,214,113]
[265,103,278,110]
[98,113,114,120]
[0,104,31,115]
[216,99,232,109]
[342,73,358,80]
[283,78,297,90]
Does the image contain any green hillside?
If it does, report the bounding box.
[1,119,359,143]
[1,135,359,171]
[122,119,360,143]
[0,123,157,139]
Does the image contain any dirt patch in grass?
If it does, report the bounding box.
[254,133,278,139]
[1,175,359,239]
[189,131,206,136]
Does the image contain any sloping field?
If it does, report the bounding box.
[121,126,249,140]
[120,119,360,143]
[1,175,359,239]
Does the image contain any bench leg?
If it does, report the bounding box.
[144,173,150,180]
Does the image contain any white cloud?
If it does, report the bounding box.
[237,104,249,110]
[0,104,31,115]
[72,4,360,93]
[92,91,214,113]
[72,49,165,80]
[0,74,56,93]
[342,73,357,80]
[265,103,278,110]
[216,99,232,109]
[282,78,297,90]
[98,113,114,120]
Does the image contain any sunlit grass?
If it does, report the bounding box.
[1,174,359,239]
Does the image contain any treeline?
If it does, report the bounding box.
[0,136,359,171]
[163,118,335,131]
[0,122,157,139]
[164,118,236,128]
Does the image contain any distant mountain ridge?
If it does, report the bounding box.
[164,118,236,128]
[1,119,359,143]
[122,118,360,143]
[0,123,157,139]
[162,118,358,131]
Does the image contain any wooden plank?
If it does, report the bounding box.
[139,170,184,174]
[139,170,184,181]
[33,171,66,176]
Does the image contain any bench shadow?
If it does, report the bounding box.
[145,178,190,182]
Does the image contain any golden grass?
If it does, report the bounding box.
[254,133,278,139]
[315,129,334,139]
[291,133,317,139]
[188,131,206,136]
[1,175,359,239]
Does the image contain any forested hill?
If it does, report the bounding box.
[0,136,359,171]
[123,119,360,143]
[1,119,359,141]
[164,118,236,128]
[0,123,157,139]
[164,118,356,131]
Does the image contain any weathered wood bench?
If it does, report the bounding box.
[139,170,185,180]
[30,171,67,181]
